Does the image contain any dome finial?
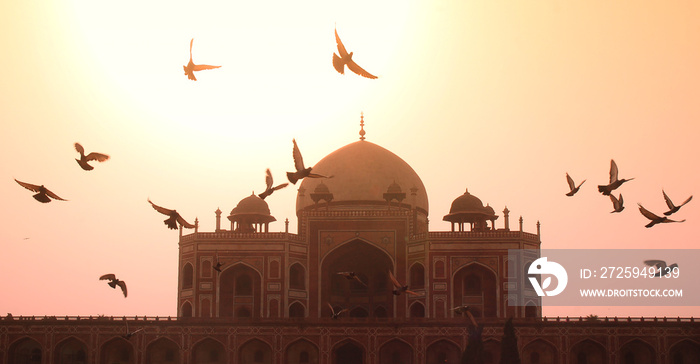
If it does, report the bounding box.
[359,112,366,141]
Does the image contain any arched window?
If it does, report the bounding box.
[236,274,253,295]
[290,264,305,290]
[182,263,194,289]
[289,302,305,318]
[435,260,445,278]
[410,302,425,318]
[410,263,425,289]
[349,307,368,317]
[201,298,211,318]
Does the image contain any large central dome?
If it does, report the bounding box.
[295,140,429,214]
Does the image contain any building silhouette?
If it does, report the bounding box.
[1,119,699,363]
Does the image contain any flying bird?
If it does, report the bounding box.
[337,271,367,287]
[286,139,333,184]
[74,143,109,171]
[644,260,679,277]
[662,190,692,216]
[638,204,685,228]
[327,302,348,319]
[333,27,378,79]
[388,270,419,296]
[451,305,471,315]
[183,38,221,81]
[122,320,143,339]
[148,199,196,230]
[258,169,289,200]
[565,173,586,196]
[15,179,67,203]
[610,194,624,213]
[213,252,224,273]
[598,159,634,195]
[99,274,127,297]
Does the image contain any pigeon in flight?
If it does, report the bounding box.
[610,194,624,213]
[337,271,367,287]
[598,159,634,195]
[258,169,289,200]
[565,173,585,196]
[644,260,679,277]
[15,179,67,203]
[183,38,221,81]
[122,320,143,339]
[333,27,378,79]
[100,274,127,297]
[327,302,348,319]
[148,199,196,230]
[286,139,333,184]
[638,204,685,228]
[74,143,109,171]
[451,305,471,315]
[388,270,419,296]
[213,252,224,273]
[662,190,692,216]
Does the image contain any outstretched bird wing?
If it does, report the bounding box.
[44,187,66,201]
[292,139,306,171]
[74,142,85,157]
[609,159,619,183]
[176,214,196,229]
[346,60,378,79]
[100,274,116,281]
[85,152,110,162]
[193,64,221,71]
[15,179,41,193]
[116,280,128,297]
[265,169,274,190]
[566,173,575,190]
[638,204,660,221]
[148,199,175,216]
[335,28,348,58]
[388,270,402,289]
[663,190,676,210]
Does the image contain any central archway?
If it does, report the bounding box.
[321,239,394,318]
[219,263,262,318]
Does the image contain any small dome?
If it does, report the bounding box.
[229,193,276,223]
[314,182,330,194]
[484,204,495,215]
[386,181,403,194]
[448,189,485,214]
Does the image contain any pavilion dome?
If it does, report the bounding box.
[296,140,428,214]
[448,189,485,214]
[229,193,276,223]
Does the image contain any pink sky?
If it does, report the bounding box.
[1,0,698,318]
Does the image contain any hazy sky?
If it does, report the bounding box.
[1,1,699,318]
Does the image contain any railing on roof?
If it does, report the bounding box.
[410,230,540,242]
[180,231,304,243]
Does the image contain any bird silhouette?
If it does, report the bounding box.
[388,270,419,296]
[258,169,289,200]
[337,271,367,287]
[565,173,586,196]
[451,305,471,315]
[638,204,685,228]
[15,179,67,203]
[213,252,224,273]
[327,302,348,319]
[286,139,333,184]
[610,194,624,213]
[74,143,109,171]
[644,260,679,277]
[148,199,195,230]
[183,38,221,81]
[99,274,127,297]
[598,159,634,195]
[662,190,692,216]
[333,27,377,79]
[122,320,143,339]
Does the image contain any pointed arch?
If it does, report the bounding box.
[522,338,558,364]
[284,339,319,364]
[9,337,43,364]
[182,263,194,289]
[452,262,498,318]
[290,263,306,290]
[289,301,306,318]
[332,339,365,364]
[409,262,425,289]
[191,338,226,364]
[619,339,655,364]
[239,338,273,364]
[180,301,192,317]
[100,337,134,364]
[378,339,413,364]
[201,259,212,278]
[409,301,425,318]
[570,339,607,364]
[54,336,88,364]
[426,339,461,364]
[669,339,700,364]
[145,337,180,364]
[219,262,262,318]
